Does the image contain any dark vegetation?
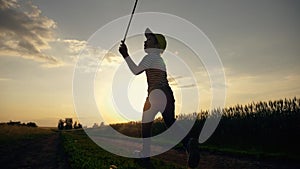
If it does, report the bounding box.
[0,125,70,169]
[0,124,53,155]
[110,97,300,160]
[58,118,82,130]
[0,120,38,127]
[61,130,184,169]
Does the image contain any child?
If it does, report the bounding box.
[119,28,200,168]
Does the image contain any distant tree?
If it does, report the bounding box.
[65,118,73,130]
[78,123,82,129]
[26,122,38,127]
[7,121,21,126]
[73,121,83,129]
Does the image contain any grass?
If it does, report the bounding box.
[61,129,185,169]
[0,124,53,143]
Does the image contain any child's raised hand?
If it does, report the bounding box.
[119,42,129,58]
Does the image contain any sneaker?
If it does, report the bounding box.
[187,138,200,168]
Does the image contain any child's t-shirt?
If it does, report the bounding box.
[139,54,169,91]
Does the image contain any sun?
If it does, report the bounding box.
[128,74,148,113]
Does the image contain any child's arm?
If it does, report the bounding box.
[119,42,147,75]
[124,57,146,75]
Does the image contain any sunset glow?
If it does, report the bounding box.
[0,0,299,127]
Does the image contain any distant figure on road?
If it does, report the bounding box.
[119,28,200,168]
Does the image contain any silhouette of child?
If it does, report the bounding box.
[119,28,200,168]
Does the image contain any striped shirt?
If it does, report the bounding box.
[125,53,169,92]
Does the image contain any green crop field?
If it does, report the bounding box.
[61,129,184,169]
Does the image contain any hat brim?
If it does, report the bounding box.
[145,28,155,38]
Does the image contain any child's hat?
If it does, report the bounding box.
[145,28,167,51]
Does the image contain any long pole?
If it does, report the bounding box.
[122,0,138,43]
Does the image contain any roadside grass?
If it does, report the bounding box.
[0,124,53,143]
[61,129,184,169]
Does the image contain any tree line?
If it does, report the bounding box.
[0,121,38,127]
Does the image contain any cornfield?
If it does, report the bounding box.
[111,97,300,159]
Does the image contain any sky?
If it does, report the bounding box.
[0,0,299,127]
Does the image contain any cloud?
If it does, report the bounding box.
[168,75,199,89]
[102,51,122,65]
[69,44,123,73]
[167,76,182,85]
[60,39,87,56]
[0,0,60,66]
[0,1,130,69]
[55,39,88,64]
[0,0,18,10]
